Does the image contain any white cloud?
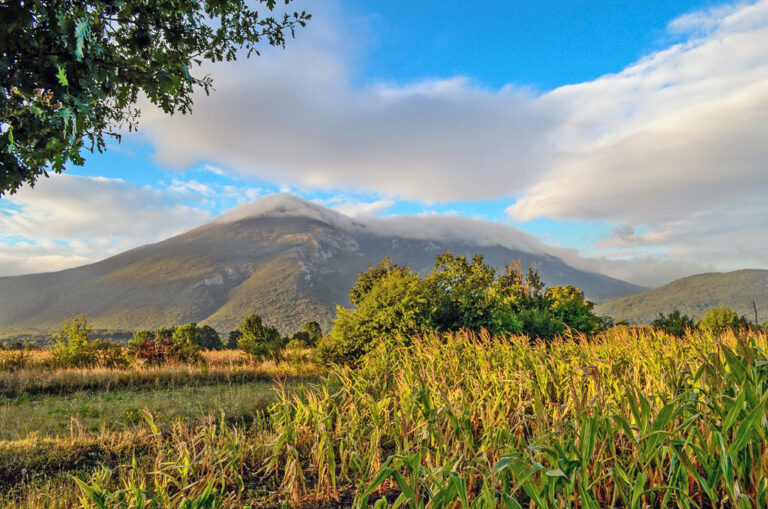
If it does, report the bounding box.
[5,0,768,285]
[134,0,768,285]
[0,175,211,276]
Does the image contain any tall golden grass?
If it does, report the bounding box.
[5,328,768,507]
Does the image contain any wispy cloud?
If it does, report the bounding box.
[0,175,211,276]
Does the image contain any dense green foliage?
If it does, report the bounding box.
[651,309,695,337]
[318,253,601,363]
[698,305,750,335]
[1,0,309,194]
[51,315,125,367]
[237,313,283,362]
[171,323,223,350]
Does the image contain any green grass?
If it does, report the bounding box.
[0,380,300,441]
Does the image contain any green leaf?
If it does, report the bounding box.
[74,18,89,60]
[56,65,69,86]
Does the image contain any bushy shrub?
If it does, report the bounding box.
[52,315,97,368]
[129,328,201,365]
[0,349,30,371]
[698,306,749,335]
[238,314,284,363]
[50,316,128,368]
[652,309,695,337]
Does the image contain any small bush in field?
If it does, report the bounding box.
[238,314,283,363]
[52,315,97,368]
[0,349,30,371]
[130,330,201,365]
[284,338,308,368]
[698,306,750,334]
[652,309,696,337]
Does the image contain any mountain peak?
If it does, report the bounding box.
[213,193,549,255]
[213,193,358,229]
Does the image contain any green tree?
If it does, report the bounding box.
[319,262,431,364]
[424,252,504,333]
[301,321,323,347]
[199,325,223,350]
[171,322,202,347]
[545,285,601,335]
[238,314,282,362]
[1,0,310,194]
[698,306,749,335]
[651,309,695,337]
[227,330,242,350]
[52,314,95,366]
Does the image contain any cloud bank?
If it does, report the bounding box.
[2,1,767,285]
[133,0,768,279]
[0,175,211,276]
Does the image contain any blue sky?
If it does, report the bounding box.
[2,0,768,284]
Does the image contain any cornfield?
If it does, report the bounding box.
[59,329,768,506]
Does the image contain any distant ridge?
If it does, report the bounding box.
[597,269,768,324]
[0,194,645,335]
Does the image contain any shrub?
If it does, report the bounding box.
[238,314,283,363]
[699,306,749,335]
[652,309,695,337]
[52,315,97,368]
[129,329,201,365]
[171,323,224,350]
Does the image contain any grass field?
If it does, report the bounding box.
[2,329,767,507]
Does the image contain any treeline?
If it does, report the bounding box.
[650,306,760,337]
[317,252,605,363]
[9,314,323,369]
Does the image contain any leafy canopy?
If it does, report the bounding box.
[318,252,602,363]
[238,313,283,362]
[651,309,695,337]
[698,306,749,335]
[1,0,310,194]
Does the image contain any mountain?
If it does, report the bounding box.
[0,194,645,336]
[596,269,768,324]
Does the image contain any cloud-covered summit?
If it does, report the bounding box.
[216,193,549,255]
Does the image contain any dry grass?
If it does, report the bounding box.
[5,329,768,507]
[0,349,320,397]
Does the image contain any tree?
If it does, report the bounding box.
[227,330,242,350]
[698,306,749,335]
[170,322,223,349]
[318,262,432,364]
[301,321,323,347]
[545,285,601,335]
[651,309,695,337]
[238,314,282,362]
[1,0,310,194]
[320,252,601,363]
[199,325,223,350]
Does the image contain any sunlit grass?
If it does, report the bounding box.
[4,329,768,507]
